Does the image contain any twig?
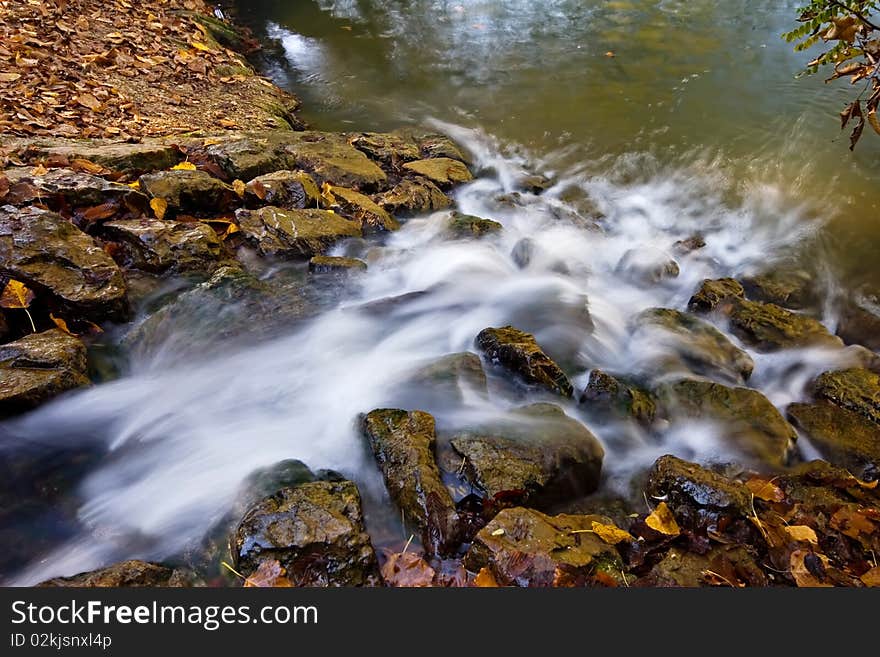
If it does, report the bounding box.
[23,308,36,333]
[703,569,737,587]
[620,569,630,587]
[401,534,414,554]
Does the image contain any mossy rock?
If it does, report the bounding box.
[403,158,473,187]
[742,268,818,310]
[308,256,367,274]
[235,206,361,258]
[475,325,573,397]
[245,170,320,209]
[636,545,766,587]
[646,455,752,516]
[447,212,502,239]
[812,368,880,426]
[4,167,148,209]
[347,131,422,164]
[101,218,225,275]
[579,369,657,424]
[138,169,235,216]
[38,560,199,587]
[330,185,399,233]
[374,177,451,216]
[727,298,840,351]
[688,278,745,313]
[837,285,880,351]
[402,352,488,405]
[19,139,181,175]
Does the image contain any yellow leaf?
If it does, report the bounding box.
[221,223,240,240]
[784,525,818,545]
[127,181,141,190]
[32,164,49,175]
[171,161,197,171]
[150,197,168,220]
[50,313,76,336]
[745,478,785,502]
[321,182,336,206]
[0,280,35,309]
[474,567,499,587]
[232,179,246,198]
[860,566,880,587]
[857,478,878,490]
[590,521,633,545]
[191,41,213,52]
[789,550,832,588]
[645,501,680,536]
[0,72,21,82]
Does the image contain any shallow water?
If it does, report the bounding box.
[1,0,879,583]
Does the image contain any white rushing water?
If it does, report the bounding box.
[0,122,867,585]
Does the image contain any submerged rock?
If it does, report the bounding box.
[812,368,880,426]
[330,185,400,233]
[450,403,604,505]
[475,326,573,397]
[688,278,745,313]
[465,507,621,586]
[579,369,657,424]
[307,256,367,274]
[0,329,90,416]
[38,560,199,587]
[672,234,706,255]
[632,308,754,383]
[101,218,224,274]
[402,158,473,187]
[373,177,451,216]
[616,248,680,285]
[403,352,488,404]
[656,379,797,466]
[646,455,752,517]
[837,285,880,351]
[138,169,234,216]
[232,480,379,586]
[245,170,320,210]
[361,409,459,555]
[446,212,502,239]
[0,206,127,321]
[742,268,817,310]
[235,206,361,258]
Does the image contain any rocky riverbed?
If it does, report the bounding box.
[1,0,879,588]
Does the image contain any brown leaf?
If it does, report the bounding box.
[381,552,435,587]
[784,525,819,545]
[71,159,110,175]
[0,280,35,309]
[77,93,102,112]
[0,73,22,83]
[745,477,785,502]
[82,202,119,223]
[590,521,633,545]
[645,501,680,536]
[841,100,863,130]
[790,550,832,587]
[473,567,499,587]
[0,173,8,199]
[150,197,168,220]
[860,566,880,587]
[50,313,76,336]
[250,179,268,200]
[830,507,876,539]
[243,559,293,588]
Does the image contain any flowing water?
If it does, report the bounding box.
[2,0,880,584]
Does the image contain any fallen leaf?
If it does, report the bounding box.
[171,161,197,171]
[190,41,213,52]
[0,279,35,309]
[0,174,8,199]
[250,179,267,200]
[232,179,246,198]
[244,559,293,587]
[860,566,880,587]
[71,159,110,175]
[0,72,22,82]
[32,164,49,176]
[321,181,336,206]
[784,525,818,545]
[645,501,680,536]
[381,552,434,587]
[830,507,876,539]
[474,567,499,587]
[605,51,616,58]
[82,202,119,222]
[590,521,633,545]
[745,478,785,502]
[77,93,102,112]
[490,528,505,537]
[50,313,76,336]
[150,197,168,220]
[790,549,832,587]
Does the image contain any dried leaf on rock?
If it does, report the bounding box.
[232,179,246,198]
[171,161,197,171]
[860,566,880,587]
[645,501,680,536]
[830,507,877,539]
[590,521,633,545]
[50,314,76,336]
[745,477,785,502]
[784,525,819,545]
[474,567,499,587]
[380,552,435,587]
[150,197,168,220]
[244,559,293,588]
[0,280,35,309]
[790,550,833,588]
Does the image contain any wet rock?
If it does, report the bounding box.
[515,174,553,194]
[0,206,127,321]
[101,218,224,274]
[511,238,536,268]
[672,234,706,255]
[727,299,840,351]
[138,169,234,216]
[348,131,422,164]
[636,545,766,587]
[417,134,468,162]
[465,507,621,586]
[3,167,147,209]
[450,403,604,505]
[361,409,459,555]
[446,211,502,239]
[277,131,388,191]
[646,455,752,517]
[308,256,367,274]
[475,326,573,397]
[232,480,379,586]
[742,268,817,310]
[330,186,400,233]
[235,206,361,258]
[38,560,199,587]
[579,369,656,424]
[204,133,289,181]
[688,278,745,313]
[788,401,880,479]
[656,379,797,466]
[837,285,880,351]
[245,170,320,210]
[632,308,754,383]
[373,178,451,216]
[616,248,679,284]
[402,158,473,188]
[22,139,180,175]
[404,352,488,403]
[0,329,90,416]
[812,368,880,426]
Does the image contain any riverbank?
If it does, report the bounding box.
[1,0,879,588]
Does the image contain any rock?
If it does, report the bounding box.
[446,212,502,239]
[330,186,400,233]
[656,379,797,466]
[232,480,379,586]
[688,278,745,313]
[417,134,468,162]
[0,311,8,342]
[277,131,388,190]
[403,352,488,404]
[579,369,656,424]
[465,507,621,586]
[101,218,224,274]
[22,139,180,175]
[450,403,604,505]
[673,234,706,255]
[361,409,459,555]
[3,167,147,209]
[373,178,450,216]
[726,299,841,351]
[812,368,880,426]
[38,560,199,587]
[0,329,90,416]
[475,326,573,397]
[235,206,361,258]
[138,169,234,216]
[348,132,421,164]
[646,455,752,517]
[402,158,473,187]
[204,134,288,181]
[308,256,367,274]
[0,206,127,321]
[742,268,817,310]
[837,285,880,350]
[511,238,535,268]
[245,170,320,209]
[515,174,553,194]
[632,308,754,383]
[616,248,680,284]
[788,401,880,479]
[636,545,766,587]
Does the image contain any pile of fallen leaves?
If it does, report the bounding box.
[0,0,299,139]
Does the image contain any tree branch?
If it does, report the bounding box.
[830,0,880,32]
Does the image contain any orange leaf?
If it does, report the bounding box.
[50,313,76,336]
[645,501,680,536]
[244,559,293,587]
[745,478,785,502]
[380,552,434,587]
[474,567,499,587]
[250,179,267,200]
[0,280,35,309]
[150,197,168,220]
[860,566,880,587]
[784,525,818,545]
[77,93,102,112]
[590,521,633,545]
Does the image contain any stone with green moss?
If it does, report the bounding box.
[812,368,880,426]
[19,139,181,175]
[579,369,657,424]
[330,185,399,233]
[447,211,502,239]
[374,178,451,216]
[348,131,422,164]
[245,170,320,209]
[277,131,388,190]
[235,206,361,258]
[637,545,766,587]
[646,455,752,516]
[742,268,817,310]
[307,256,367,274]
[475,326,573,397]
[403,158,473,187]
[688,278,745,313]
[727,298,840,351]
[102,218,225,275]
[416,134,469,162]
[138,169,234,216]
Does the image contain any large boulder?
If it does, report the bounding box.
[579,369,657,424]
[361,409,459,556]
[475,326,573,397]
[101,218,224,274]
[812,368,880,425]
[3,167,147,210]
[245,170,320,210]
[235,206,361,258]
[837,285,880,350]
[374,178,451,216]
[0,206,127,321]
[0,329,90,416]
[631,308,754,383]
[465,507,622,586]
[232,480,379,586]
[656,379,797,466]
[402,158,472,188]
[38,560,199,587]
[450,403,604,505]
[138,169,235,216]
[329,186,399,233]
